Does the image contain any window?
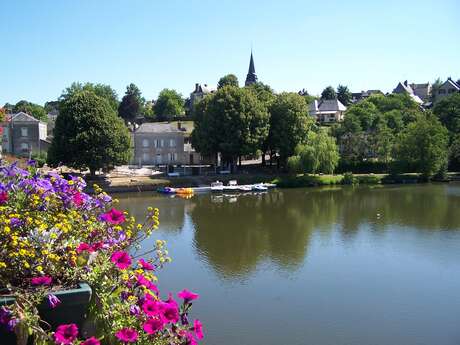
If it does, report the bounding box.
[142,153,149,162]
[439,89,446,94]
[156,154,162,164]
[169,139,176,147]
[20,143,29,151]
[154,139,159,148]
[169,153,178,162]
[142,139,149,147]
[448,89,455,94]
[21,127,28,137]
[160,139,164,147]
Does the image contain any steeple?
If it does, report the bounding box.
[245,51,258,86]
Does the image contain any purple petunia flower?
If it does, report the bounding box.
[31,276,53,286]
[110,251,131,270]
[48,294,61,309]
[80,337,100,345]
[54,323,79,345]
[177,289,199,303]
[115,328,138,343]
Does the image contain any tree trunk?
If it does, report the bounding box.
[261,152,266,166]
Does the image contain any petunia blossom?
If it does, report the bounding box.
[138,258,155,270]
[0,191,8,204]
[136,274,158,293]
[142,299,161,317]
[80,337,100,345]
[76,243,94,254]
[54,323,79,345]
[160,298,179,323]
[178,289,199,303]
[48,294,61,309]
[31,276,53,286]
[143,317,164,335]
[111,251,131,270]
[100,208,125,225]
[115,328,138,343]
[194,319,204,340]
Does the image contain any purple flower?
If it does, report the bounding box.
[143,317,164,335]
[54,323,79,345]
[138,258,155,271]
[0,191,8,205]
[115,328,138,343]
[48,294,61,309]
[178,289,199,303]
[100,208,125,225]
[111,251,131,270]
[194,319,204,340]
[136,274,158,293]
[129,305,141,316]
[0,306,11,325]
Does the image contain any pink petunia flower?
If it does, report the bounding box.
[142,299,161,317]
[160,297,179,323]
[76,243,94,254]
[194,319,204,340]
[115,328,138,343]
[0,191,8,205]
[54,323,79,345]
[178,289,199,303]
[138,258,155,270]
[72,192,84,206]
[186,332,198,345]
[111,251,131,270]
[100,208,126,225]
[31,276,53,286]
[80,337,100,345]
[136,274,159,293]
[143,317,164,335]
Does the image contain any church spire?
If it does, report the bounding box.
[245,50,258,86]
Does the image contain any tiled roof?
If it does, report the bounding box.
[318,99,347,112]
[11,112,39,122]
[135,123,181,134]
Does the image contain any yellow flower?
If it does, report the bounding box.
[36,265,43,272]
[0,262,6,269]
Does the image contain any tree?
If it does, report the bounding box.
[59,82,119,112]
[433,93,460,134]
[394,114,449,178]
[191,86,269,167]
[44,101,59,114]
[321,86,337,100]
[154,89,185,122]
[448,134,460,171]
[269,93,314,166]
[48,90,131,176]
[343,100,379,132]
[118,83,145,124]
[0,107,5,122]
[337,85,352,106]
[217,74,239,89]
[13,100,48,122]
[290,130,339,174]
[373,124,395,164]
[430,77,443,103]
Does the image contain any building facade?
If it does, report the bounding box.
[309,99,347,124]
[1,112,49,157]
[392,81,424,104]
[436,78,460,100]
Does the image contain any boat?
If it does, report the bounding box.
[238,185,252,192]
[175,187,194,195]
[252,184,268,191]
[211,181,224,192]
[157,186,176,194]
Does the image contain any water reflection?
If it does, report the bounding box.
[190,184,460,279]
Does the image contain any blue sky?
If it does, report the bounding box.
[1,0,459,106]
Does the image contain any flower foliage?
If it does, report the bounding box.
[0,162,203,345]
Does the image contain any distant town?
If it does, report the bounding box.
[1,51,459,181]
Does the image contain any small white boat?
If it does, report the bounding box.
[253,184,268,191]
[211,181,224,192]
[238,185,252,192]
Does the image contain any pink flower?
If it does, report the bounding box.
[143,317,164,335]
[178,289,199,303]
[111,251,131,270]
[194,319,204,340]
[72,192,83,206]
[54,324,79,345]
[142,300,161,317]
[91,242,104,251]
[138,258,154,270]
[31,276,52,286]
[48,294,61,309]
[76,243,94,254]
[0,191,8,205]
[136,274,158,293]
[80,337,100,345]
[100,208,125,225]
[186,332,198,345]
[115,328,138,343]
[161,298,179,323]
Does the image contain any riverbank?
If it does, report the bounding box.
[85,172,460,193]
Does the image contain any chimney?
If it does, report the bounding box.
[195,83,199,92]
[404,80,408,86]
[177,121,181,130]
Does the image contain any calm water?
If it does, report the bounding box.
[118,184,460,345]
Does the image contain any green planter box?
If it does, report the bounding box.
[0,283,92,345]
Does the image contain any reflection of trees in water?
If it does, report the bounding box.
[191,184,460,279]
[117,194,186,233]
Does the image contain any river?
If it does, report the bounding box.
[118,183,460,345]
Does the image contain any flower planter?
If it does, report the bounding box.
[0,283,92,345]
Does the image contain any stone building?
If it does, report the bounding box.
[309,99,347,124]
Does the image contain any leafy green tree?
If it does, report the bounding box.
[44,101,59,114]
[337,85,352,106]
[298,89,317,105]
[13,100,48,122]
[0,107,5,122]
[48,90,131,176]
[118,83,145,124]
[430,77,443,103]
[269,92,314,166]
[217,74,239,89]
[291,130,339,174]
[321,86,337,100]
[59,82,119,112]
[433,93,460,134]
[394,114,449,178]
[192,87,269,167]
[448,134,460,171]
[344,100,379,131]
[154,89,185,122]
[373,124,395,164]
